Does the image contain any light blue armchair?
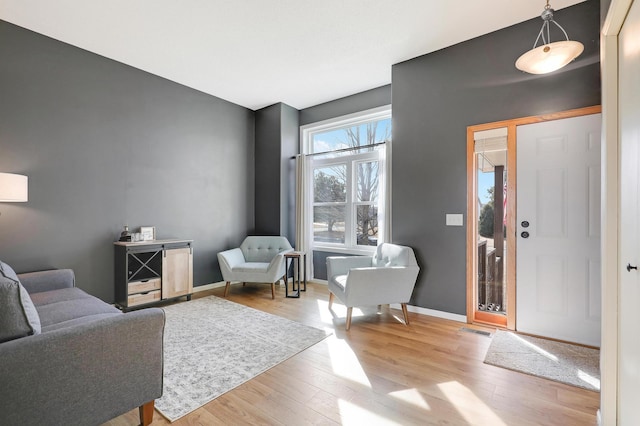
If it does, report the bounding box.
[326,243,420,330]
[217,236,293,299]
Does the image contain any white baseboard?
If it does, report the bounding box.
[390,303,467,323]
[193,281,226,292]
[192,279,291,293]
[196,280,467,323]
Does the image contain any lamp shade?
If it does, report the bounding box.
[0,172,28,202]
[515,40,584,74]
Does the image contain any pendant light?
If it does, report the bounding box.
[515,1,584,74]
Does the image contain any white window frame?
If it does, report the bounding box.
[300,105,391,256]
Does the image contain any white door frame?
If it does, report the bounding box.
[601,1,635,424]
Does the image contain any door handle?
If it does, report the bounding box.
[627,263,638,272]
[521,231,530,238]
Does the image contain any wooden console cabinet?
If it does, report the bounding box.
[114,239,193,311]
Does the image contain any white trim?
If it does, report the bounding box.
[313,246,376,256]
[600,1,632,423]
[200,279,467,323]
[301,106,392,268]
[300,105,392,155]
[192,282,227,292]
[473,127,508,140]
[390,303,467,323]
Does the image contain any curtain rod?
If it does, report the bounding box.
[291,141,386,159]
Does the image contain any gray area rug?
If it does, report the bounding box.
[156,296,330,422]
[484,330,600,391]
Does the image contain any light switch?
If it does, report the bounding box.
[446,214,463,226]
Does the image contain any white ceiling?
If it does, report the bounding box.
[1,0,586,111]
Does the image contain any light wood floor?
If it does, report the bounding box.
[105,282,599,426]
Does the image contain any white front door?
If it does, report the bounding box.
[619,1,640,421]
[516,114,601,347]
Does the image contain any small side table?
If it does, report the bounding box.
[284,251,307,298]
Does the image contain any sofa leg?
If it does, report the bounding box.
[401,303,410,325]
[271,282,276,299]
[224,281,231,297]
[328,292,334,310]
[346,307,353,330]
[139,400,154,426]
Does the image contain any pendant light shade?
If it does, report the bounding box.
[516,40,584,74]
[516,1,584,74]
[0,172,28,202]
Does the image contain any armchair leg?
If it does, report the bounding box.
[139,400,154,426]
[224,281,231,297]
[328,292,334,310]
[346,307,353,330]
[271,282,276,299]
[401,303,410,325]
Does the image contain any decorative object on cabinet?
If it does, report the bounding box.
[140,226,156,241]
[119,225,132,242]
[114,239,193,311]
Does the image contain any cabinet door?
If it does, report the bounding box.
[162,247,193,299]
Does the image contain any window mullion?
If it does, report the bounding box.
[345,160,354,247]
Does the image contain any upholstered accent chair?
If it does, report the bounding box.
[326,243,420,330]
[217,236,293,299]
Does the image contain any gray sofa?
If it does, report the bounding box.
[0,262,165,426]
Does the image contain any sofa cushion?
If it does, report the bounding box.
[0,260,41,343]
[30,287,120,330]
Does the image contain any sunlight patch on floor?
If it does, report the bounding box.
[326,337,371,387]
[577,369,601,390]
[317,299,366,328]
[388,388,431,410]
[338,399,404,426]
[511,333,559,362]
[437,381,507,426]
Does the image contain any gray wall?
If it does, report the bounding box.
[254,103,299,243]
[281,104,299,244]
[254,104,282,235]
[299,1,600,313]
[300,85,391,126]
[392,0,601,314]
[0,21,255,302]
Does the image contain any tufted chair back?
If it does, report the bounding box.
[372,243,418,268]
[240,236,293,263]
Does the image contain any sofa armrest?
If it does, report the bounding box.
[18,269,75,294]
[0,308,165,426]
[326,256,372,280]
[267,248,293,270]
[217,248,246,281]
[263,249,294,282]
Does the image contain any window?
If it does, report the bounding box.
[301,106,390,254]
